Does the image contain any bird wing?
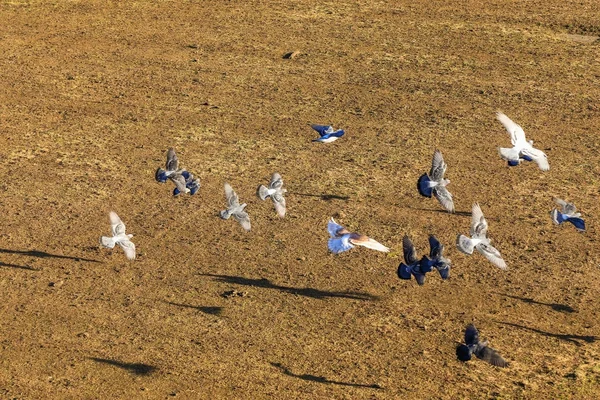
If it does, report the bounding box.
[470,203,488,238]
[350,235,390,252]
[521,147,549,171]
[233,210,251,231]
[327,218,347,237]
[170,173,188,194]
[429,149,447,181]
[272,193,286,218]
[165,148,178,171]
[118,239,136,260]
[476,346,508,368]
[109,211,126,236]
[311,124,333,137]
[328,236,354,253]
[496,112,527,147]
[224,183,240,207]
[476,243,507,270]
[269,172,284,190]
[257,185,270,200]
[402,235,418,264]
[553,198,576,215]
[465,324,480,346]
[433,186,455,213]
[456,234,475,255]
[428,235,444,259]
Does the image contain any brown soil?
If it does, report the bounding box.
[1,1,599,399]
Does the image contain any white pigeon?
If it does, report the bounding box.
[257,172,287,218]
[456,203,506,269]
[496,112,549,171]
[100,211,136,260]
[221,183,251,231]
[327,218,390,254]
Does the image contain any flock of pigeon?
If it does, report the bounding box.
[99,114,585,369]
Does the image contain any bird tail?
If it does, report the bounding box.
[567,217,586,232]
[328,238,353,254]
[417,173,433,197]
[257,185,270,200]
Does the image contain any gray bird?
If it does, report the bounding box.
[155,148,184,182]
[551,198,585,231]
[456,203,507,270]
[456,324,508,367]
[417,150,455,213]
[221,183,251,231]
[257,172,287,218]
[99,211,136,260]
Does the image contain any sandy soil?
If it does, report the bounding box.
[0,0,599,398]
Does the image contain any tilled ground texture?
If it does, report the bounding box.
[0,0,599,399]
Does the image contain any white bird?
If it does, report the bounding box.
[327,218,389,254]
[257,172,287,217]
[221,183,251,231]
[456,203,506,269]
[496,112,549,171]
[99,211,136,260]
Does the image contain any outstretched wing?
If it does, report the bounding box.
[429,235,444,259]
[476,243,507,270]
[224,183,240,208]
[350,235,390,252]
[470,203,488,239]
[165,148,178,172]
[429,150,447,182]
[521,147,549,171]
[554,198,577,215]
[433,186,455,213]
[233,211,251,232]
[170,173,188,195]
[496,112,527,147]
[475,346,508,368]
[272,193,286,218]
[327,218,346,237]
[118,239,136,260]
[465,324,479,346]
[402,235,418,264]
[109,211,126,236]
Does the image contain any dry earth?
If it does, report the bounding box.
[0,0,599,399]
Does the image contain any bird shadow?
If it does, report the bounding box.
[0,261,39,271]
[270,362,383,389]
[165,301,223,316]
[89,357,157,375]
[0,248,101,263]
[497,293,576,313]
[498,322,597,347]
[201,274,378,301]
[408,206,471,217]
[291,192,350,201]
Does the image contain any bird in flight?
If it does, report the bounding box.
[397,235,428,285]
[551,198,585,231]
[456,324,508,367]
[221,183,251,231]
[155,148,200,196]
[327,218,389,254]
[311,124,345,143]
[456,203,507,270]
[257,172,287,217]
[496,112,549,171]
[100,211,136,260]
[417,150,455,213]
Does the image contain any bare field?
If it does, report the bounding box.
[0,1,599,399]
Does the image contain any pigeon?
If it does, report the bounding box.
[155,148,183,182]
[456,324,508,367]
[496,112,549,171]
[311,124,345,143]
[551,198,585,232]
[456,203,507,270]
[417,150,455,213]
[155,148,200,196]
[257,172,287,217]
[99,211,136,260]
[420,235,451,280]
[397,235,428,285]
[327,218,389,254]
[220,183,251,231]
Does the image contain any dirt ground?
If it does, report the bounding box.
[0,0,599,398]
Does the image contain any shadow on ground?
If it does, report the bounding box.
[89,357,158,375]
[499,322,597,346]
[0,248,101,263]
[270,362,383,389]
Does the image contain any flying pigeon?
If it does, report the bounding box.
[456,203,507,270]
[456,324,508,367]
[257,172,287,217]
[420,235,452,280]
[551,198,585,232]
[220,183,251,231]
[155,148,200,196]
[327,218,389,254]
[99,211,136,260]
[397,235,428,285]
[311,124,345,143]
[496,112,549,171]
[155,148,183,182]
[417,150,455,213]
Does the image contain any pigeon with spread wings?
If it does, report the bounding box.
[551,198,585,232]
[311,124,345,143]
[100,211,136,260]
[257,172,287,217]
[417,150,455,213]
[327,218,389,254]
[221,183,251,232]
[456,203,507,270]
[456,324,508,367]
[496,112,549,171]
